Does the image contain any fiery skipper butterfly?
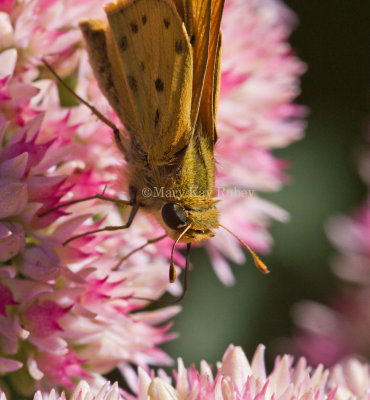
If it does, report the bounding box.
[42,0,268,300]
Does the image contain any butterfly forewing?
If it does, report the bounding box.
[104,0,193,160]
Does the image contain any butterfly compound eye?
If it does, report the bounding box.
[162,203,187,230]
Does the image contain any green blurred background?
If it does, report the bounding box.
[160,0,370,367]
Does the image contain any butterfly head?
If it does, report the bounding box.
[161,201,218,243]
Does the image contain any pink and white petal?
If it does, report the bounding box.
[0,357,23,373]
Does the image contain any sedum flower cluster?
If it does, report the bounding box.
[2,345,369,400]
[0,0,307,396]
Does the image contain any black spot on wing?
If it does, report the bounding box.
[175,40,183,54]
[142,15,147,25]
[106,75,114,89]
[119,36,128,51]
[163,19,170,28]
[140,62,145,71]
[104,75,119,108]
[155,109,160,127]
[127,75,137,91]
[130,22,138,33]
[155,78,164,92]
[110,93,120,108]
[90,30,102,41]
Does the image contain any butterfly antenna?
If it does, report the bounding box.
[63,204,139,245]
[169,243,191,303]
[218,223,269,274]
[169,224,193,283]
[131,243,192,305]
[130,224,193,304]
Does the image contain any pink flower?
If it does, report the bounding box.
[0,221,25,262]
[0,97,178,393]
[126,345,370,400]
[3,345,368,400]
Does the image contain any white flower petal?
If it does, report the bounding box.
[148,378,179,400]
[175,358,189,398]
[137,367,152,400]
[251,344,267,380]
[220,345,252,391]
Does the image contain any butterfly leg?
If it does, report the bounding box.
[39,193,132,217]
[113,234,167,270]
[63,204,139,246]
[42,58,119,134]
[42,58,127,155]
